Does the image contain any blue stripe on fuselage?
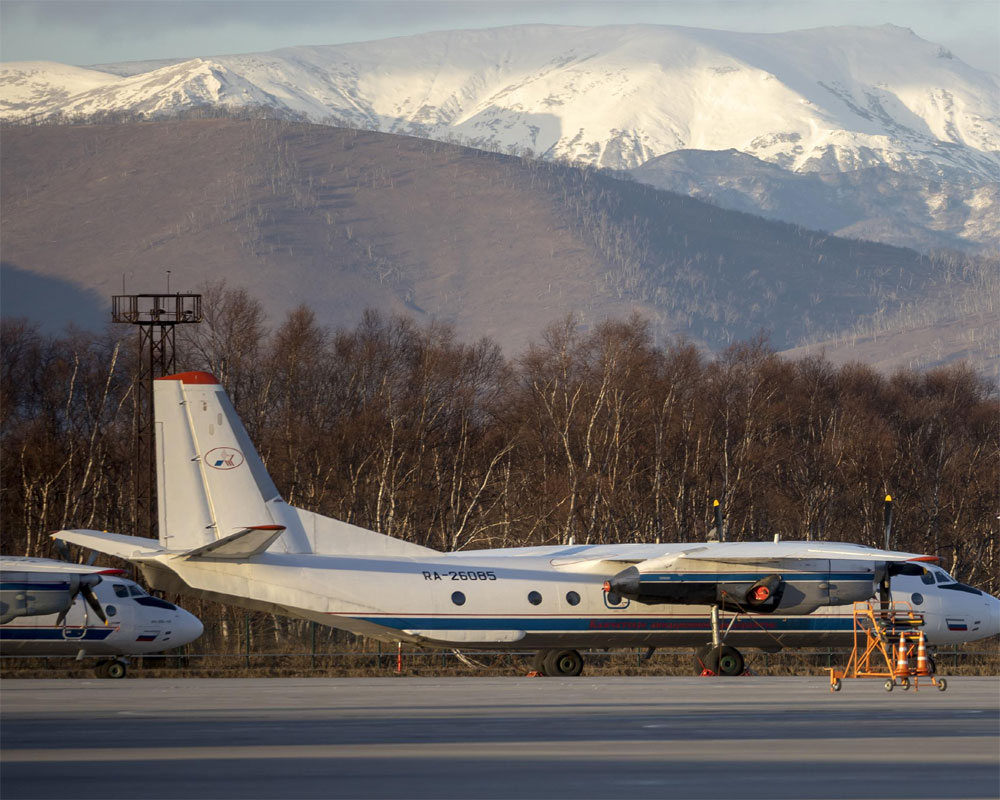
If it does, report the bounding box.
[640,573,872,583]
[352,615,855,632]
[0,582,72,591]
[0,627,115,641]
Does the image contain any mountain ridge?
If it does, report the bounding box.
[3,24,995,254]
[3,118,993,376]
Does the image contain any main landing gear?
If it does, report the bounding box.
[696,644,746,676]
[531,649,584,676]
[695,603,747,676]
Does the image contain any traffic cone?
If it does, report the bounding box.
[895,632,910,677]
[916,633,931,677]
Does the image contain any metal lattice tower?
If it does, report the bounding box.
[113,294,202,540]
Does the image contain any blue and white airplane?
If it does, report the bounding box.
[0,556,203,678]
[54,371,1000,677]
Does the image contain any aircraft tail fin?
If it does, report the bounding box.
[154,371,438,558]
[154,372,311,553]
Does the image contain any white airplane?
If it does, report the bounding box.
[0,556,204,678]
[54,371,1000,677]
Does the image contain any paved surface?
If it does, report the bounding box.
[2,677,998,799]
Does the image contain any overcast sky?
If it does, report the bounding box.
[1,0,997,73]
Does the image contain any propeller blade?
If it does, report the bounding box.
[85,550,99,567]
[80,582,108,625]
[883,494,893,550]
[54,574,83,627]
[53,539,71,562]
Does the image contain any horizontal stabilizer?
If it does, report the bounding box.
[177,525,286,561]
[0,556,126,576]
[52,529,166,560]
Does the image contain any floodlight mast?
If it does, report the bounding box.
[112,294,202,540]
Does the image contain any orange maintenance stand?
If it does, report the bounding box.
[828,601,947,692]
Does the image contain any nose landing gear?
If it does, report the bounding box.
[530,649,584,676]
[94,658,128,679]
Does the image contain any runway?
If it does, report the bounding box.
[2,676,998,799]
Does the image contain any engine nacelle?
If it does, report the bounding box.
[0,572,99,624]
[604,567,788,612]
[604,558,880,614]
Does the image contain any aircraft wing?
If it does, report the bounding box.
[549,544,692,573]
[675,541,938,564]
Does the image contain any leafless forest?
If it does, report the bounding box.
[2,285,997,655]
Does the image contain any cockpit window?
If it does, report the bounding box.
[133,595,177,610]
[920,571,935,585]
[112,583,130,598]
[127,585,147,596]
[935,571,954,584]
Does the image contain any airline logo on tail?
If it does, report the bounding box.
[206,448,245,470]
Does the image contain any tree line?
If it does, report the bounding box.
[2,284,997,596]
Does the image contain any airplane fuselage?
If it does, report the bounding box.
[135,546,997,652]
[0,567,203,658]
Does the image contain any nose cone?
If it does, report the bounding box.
[175,608,204,647]
[986,593,1000,640]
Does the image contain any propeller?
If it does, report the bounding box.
[55,574,108,626]
[708,499,725,542]
[883,494,894,550]
[53,538,72,562]
[878,495,893,612]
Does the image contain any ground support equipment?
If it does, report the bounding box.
[827,601,947,692]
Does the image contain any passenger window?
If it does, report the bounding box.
[112,584,129,598]
[919,571,935,585]
[528,591,542,606]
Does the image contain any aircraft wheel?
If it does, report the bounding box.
[543,649,584,677]
[717,645,744,676]
[93,660,110,679]
[936,678,947,692]
[884,680,894,692]
[694,645,715,674]
[105,660,127,679]
[698,645,744,676]
[531,650,548,673]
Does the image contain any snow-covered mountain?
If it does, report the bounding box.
[631,149,999,254]
[2,24,998,251]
